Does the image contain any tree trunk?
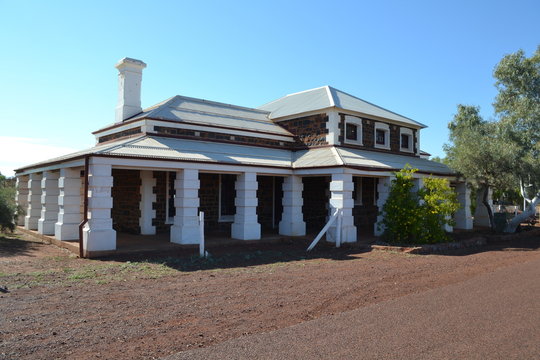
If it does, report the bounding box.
[482,185,495,231]
[504,195,540,233]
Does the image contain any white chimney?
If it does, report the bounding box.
[115,57,147,123]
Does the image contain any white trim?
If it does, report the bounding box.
[374,122,390,150]
[326,111,340,145]
[343,115,363,146]
[399,127,414,153]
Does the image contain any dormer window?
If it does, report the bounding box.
[400,127,414,152]
[344,115,363,145]
[374,122,390,150]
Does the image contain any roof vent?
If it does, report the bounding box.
[115,57,147,123]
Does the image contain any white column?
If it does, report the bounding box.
[139,170,156,235]
[170,169,200,244]
[327,173,356,243]
[15,175,29,226]
[24,173,42,230]
[55,168,82,240]
[374,176,393,236]
[83,161,116,254]
[474,185,492,227]
[412,177,424,193]
[38,171,60,235]
[454,182,473,230]
[232,172,261,240]
[279,175,306,236]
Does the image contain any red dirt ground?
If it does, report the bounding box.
[1,230,539,360]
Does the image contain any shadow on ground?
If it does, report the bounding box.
[0,234,38,258]
[98,239,371,272]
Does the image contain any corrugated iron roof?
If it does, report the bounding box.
[258,86,426,128]
[125,95,293,136]
[16,135,451,176]
[336,147,454,174]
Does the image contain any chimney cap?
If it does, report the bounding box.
[115,57,147,70]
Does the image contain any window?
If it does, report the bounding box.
[376,129,386,145]
[400,127,414,152]
[343,115,363,145]
[346,123,358,141]
[374,122,390,149]
[219,174,236,222]
[401,134,410,149]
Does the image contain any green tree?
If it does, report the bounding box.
[0,172,21,232]
[494,46,540,231]
[444,105,517,229]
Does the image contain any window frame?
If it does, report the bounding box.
[343,115,363,146]
[374,122,390,150]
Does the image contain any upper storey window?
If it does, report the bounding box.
[400,127,414,153]
[374,122,390,150]
[344,115,363,146]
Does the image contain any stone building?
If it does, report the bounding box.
[14,57,475,257]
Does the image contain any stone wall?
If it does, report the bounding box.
[278,114,328,148]
[352,177,379,236]
[257,176,284,232]
[98,127,142,143]
[154,126,289,149]
[152,171,169,233]
[339,113,419,157]
[111,169,141,234]
[302,176,329,232]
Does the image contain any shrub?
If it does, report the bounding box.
[378,165,460,245]
[0,173,22,232]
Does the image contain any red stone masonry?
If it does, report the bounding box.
[153,126,291,149]
[277,114,329,148]
[112,169,141,234]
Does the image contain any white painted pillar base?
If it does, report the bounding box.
[15,175,29,226]
[474,186,493,227]
[170,169,200,244]
[139,170,156,235]
[374,176,393,236]
[55,168,82,240]
[83,161,116,254]
[279,175,306,236]
[38,171,60,235]
[327,173,356,243]
[454,182,473,230]
[24,173,42,230]
[232,172,261,240]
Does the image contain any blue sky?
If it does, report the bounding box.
[1,0,538,176]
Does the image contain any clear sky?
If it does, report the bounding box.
[1,0,538,176]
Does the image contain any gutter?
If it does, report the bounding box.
[78,155,90,258]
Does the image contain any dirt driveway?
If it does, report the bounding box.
[1,230,539,359]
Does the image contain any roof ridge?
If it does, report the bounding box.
[169,94,271,115]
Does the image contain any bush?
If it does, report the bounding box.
[378,165,460,245]
[0,173,22,232]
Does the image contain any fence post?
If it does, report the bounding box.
[199,211,205,257]
[336,209,342,248]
